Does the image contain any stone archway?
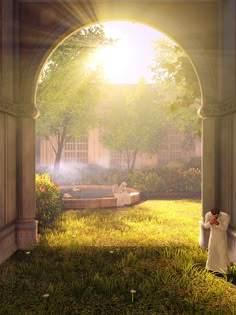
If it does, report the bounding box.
[0,0,235,264]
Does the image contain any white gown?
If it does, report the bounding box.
[112,182,131,206]
[204,211,230,273]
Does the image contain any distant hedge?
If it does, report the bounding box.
[46,167,201,193]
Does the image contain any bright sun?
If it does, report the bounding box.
[89,21,164,84]
[93,38,133,84]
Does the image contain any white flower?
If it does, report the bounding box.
[130,289,136,303]
[42,293,50,298]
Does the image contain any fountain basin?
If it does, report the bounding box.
[61,185,140,209]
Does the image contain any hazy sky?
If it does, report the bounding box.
[96,21,165,84]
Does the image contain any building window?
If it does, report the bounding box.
[64,135,88,163]
[158,127,185,165]
[170,143,182,151]
[110,151,125,169]
[158,151,170,165]
[170,151,182,160]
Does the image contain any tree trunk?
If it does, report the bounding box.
[130,149,137,171]
[125,148,131,171]
[53,127,67,172]
[125,149,137,171]
[53,147,63,172]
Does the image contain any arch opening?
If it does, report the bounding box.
[35,20,202,210]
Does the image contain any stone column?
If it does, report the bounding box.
[219,0,236,261]
[198,0,236,254]
[198,112,219,249]
[15,107,38,249]
[219,110,236,261]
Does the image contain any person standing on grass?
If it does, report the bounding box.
[204,207,230,274]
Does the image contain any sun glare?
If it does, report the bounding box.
[93,37,133,84]
[90,21,164,84]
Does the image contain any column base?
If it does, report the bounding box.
[16,219,38,250]
[0,223,17,264]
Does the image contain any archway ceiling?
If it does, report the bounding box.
[18,0,219,52]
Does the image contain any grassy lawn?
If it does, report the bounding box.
[1,200,236,314]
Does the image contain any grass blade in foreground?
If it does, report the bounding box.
[0,200,236,314]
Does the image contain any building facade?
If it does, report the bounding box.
[37,126,201,171]
[37,84,201,171]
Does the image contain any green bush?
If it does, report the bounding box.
[47,167,201,194]
[128,170,161,192]
[155,168,201,192]
[35,173,63,229]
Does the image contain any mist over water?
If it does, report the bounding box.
[36,161,109,186]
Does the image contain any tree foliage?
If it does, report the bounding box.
[36,25,108,171]
[151,37,201,144]
[99,36,201,170]
[99,78,164,171]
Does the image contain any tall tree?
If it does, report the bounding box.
[99,78,164,171]
[36,25,108,171]
[151,37,201,146]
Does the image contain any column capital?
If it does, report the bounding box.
[0,97,17,116]
[0,97,39,118]
[199,97,236,118]
[17,103,39,118]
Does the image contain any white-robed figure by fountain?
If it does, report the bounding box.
[112,182,131,206]
[203,207,230,274]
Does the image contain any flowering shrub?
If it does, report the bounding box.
[182,168,201,192]
[35,173,63,229]
[128,170,161,192]
[155,168,201,192]
[184,157,201,170]
[44,167,201,194]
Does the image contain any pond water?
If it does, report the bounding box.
[61,188,113,199]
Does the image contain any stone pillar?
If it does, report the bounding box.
[219,111,236,261]
[0,0,19,263]
[199,101,236,263]
[199,115,219,248]
[219,0,236,261]
[15,110,38,249]
[198,1,236,257]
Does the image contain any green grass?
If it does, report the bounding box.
[1,200,236,314]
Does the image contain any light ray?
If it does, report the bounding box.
[89,21,165,84]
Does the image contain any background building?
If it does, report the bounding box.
[36,84,201,171]
[37,126,201,171]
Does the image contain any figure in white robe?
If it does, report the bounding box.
[204,208,230,273]
[112,182,131,206]
[63,192,72,198]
